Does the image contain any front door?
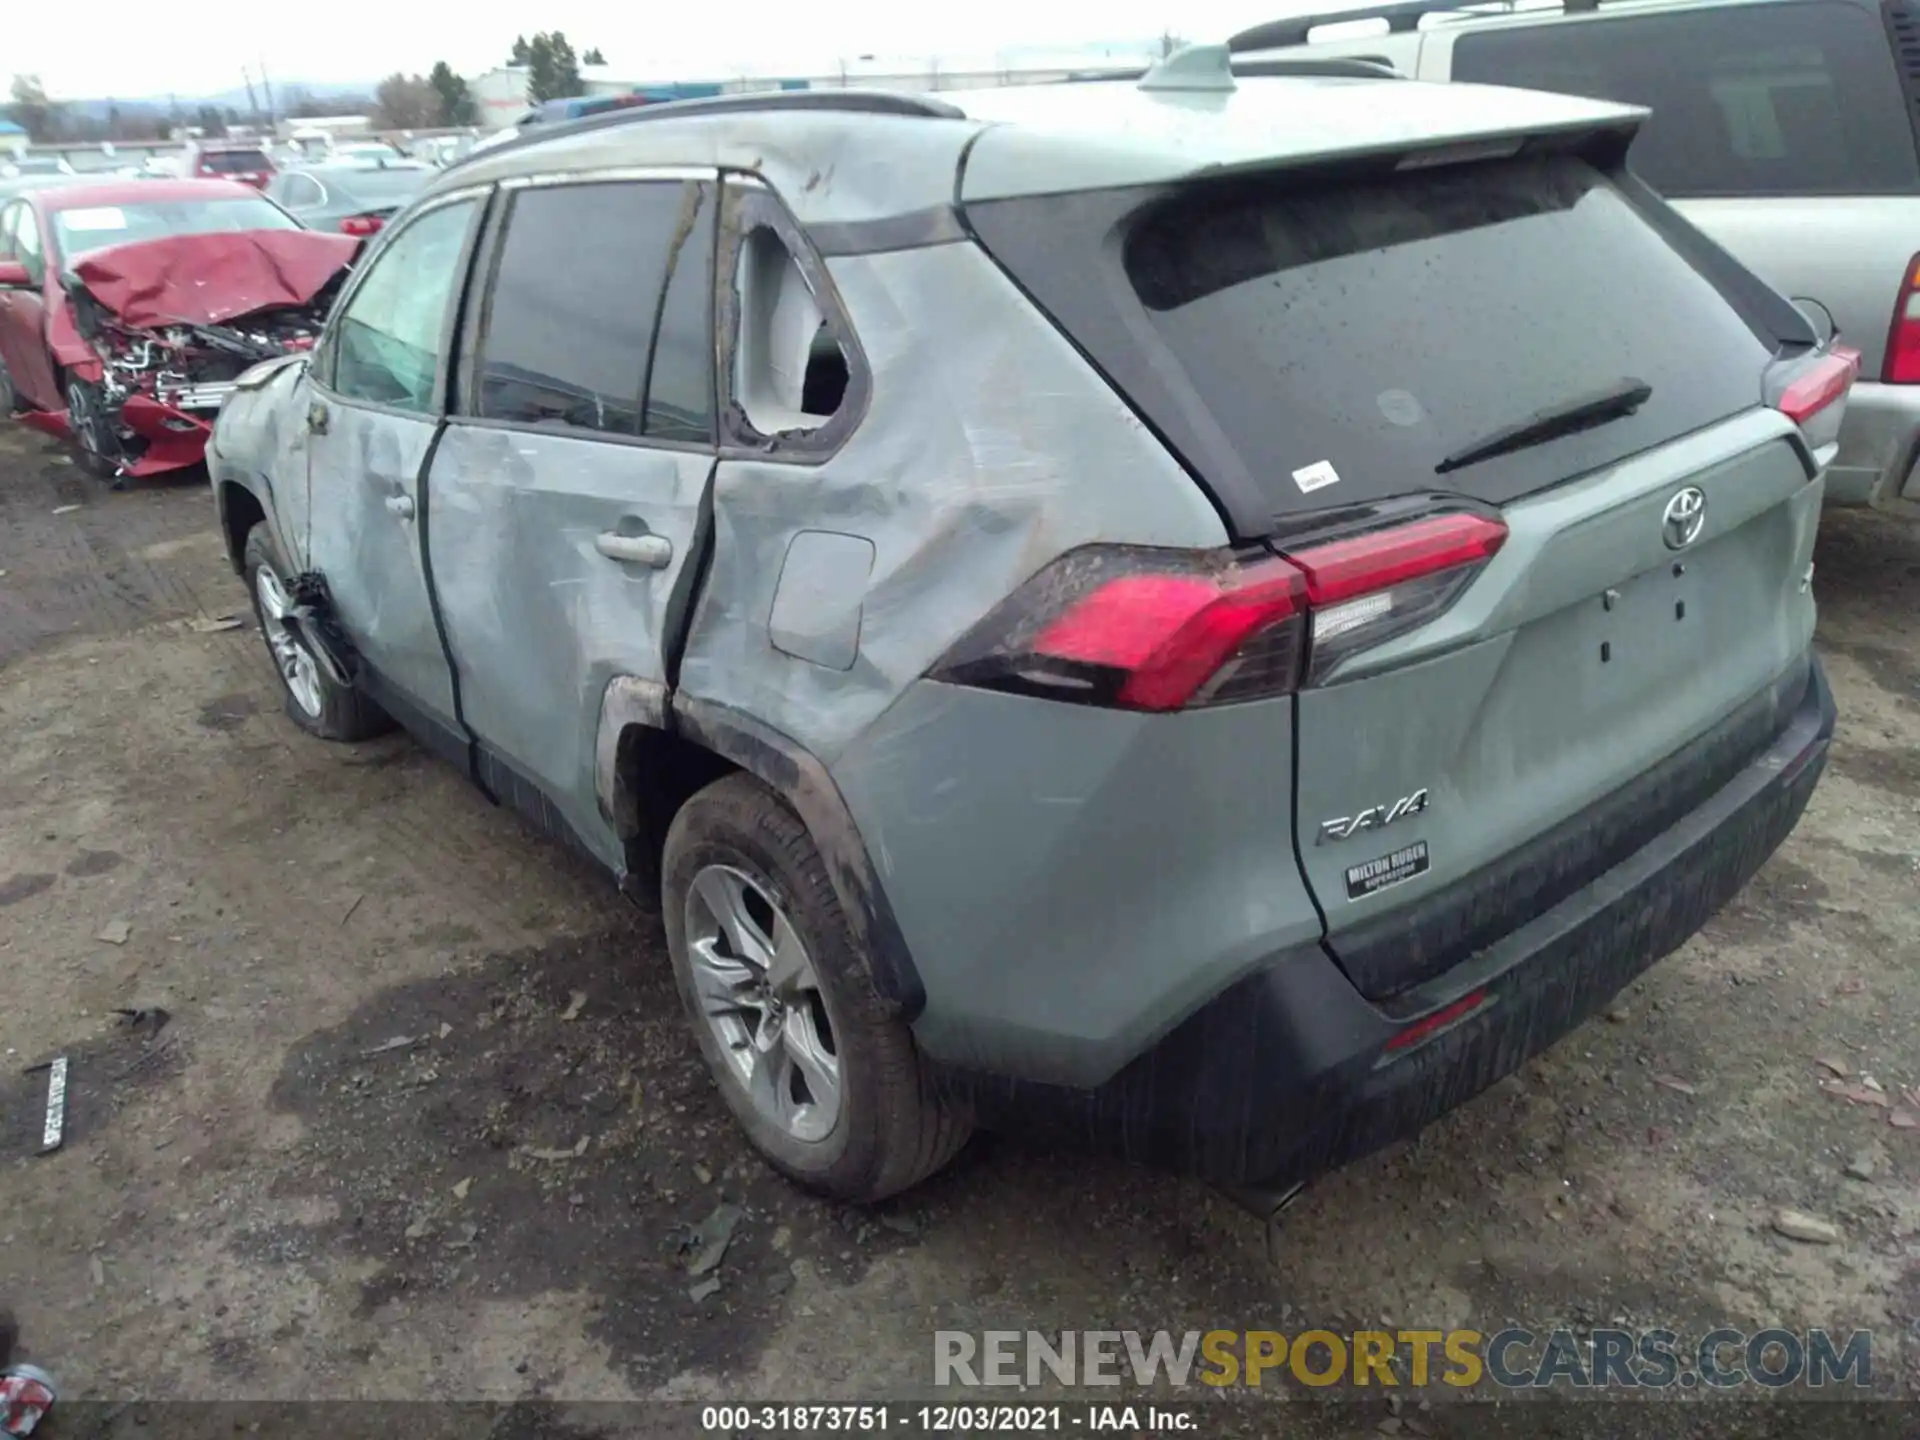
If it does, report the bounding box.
[427,174,719,864]
[0,201,58,409]
[304,190,485,749]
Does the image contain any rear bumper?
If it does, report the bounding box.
[942,654,1835,1189]
[1829,380,1920,507]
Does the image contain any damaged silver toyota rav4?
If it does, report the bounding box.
[208,51,1849,1205]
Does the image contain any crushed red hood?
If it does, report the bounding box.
[68,229,358,329]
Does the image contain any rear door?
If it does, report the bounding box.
[427,171,719,868]
[1436,0,1920,377]
[305,189,486,749]
[968,150,1827,1000]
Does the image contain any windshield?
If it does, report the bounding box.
[53,197,300,263]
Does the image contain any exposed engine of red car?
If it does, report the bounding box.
[58,229,358,477]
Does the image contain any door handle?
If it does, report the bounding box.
[595,531,673,568]
[385,494,415,520]
[307,400,330,435]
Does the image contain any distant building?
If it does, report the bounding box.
[0,118,25,156]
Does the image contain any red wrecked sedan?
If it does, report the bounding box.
[0,179,357,482]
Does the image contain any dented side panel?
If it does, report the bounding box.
[674,240,1227,765]
[305,396,457,730]
[427,424,714,871]
[209,358,320,568]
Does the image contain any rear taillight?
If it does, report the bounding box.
[1885,254,1920,383]
[931,512,1507,712]
[1289,512,1507,685]
[340,214,384,236]
[1772,350,1858,427]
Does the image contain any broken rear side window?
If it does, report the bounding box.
[968,154,1777,521]
[469,180,714,443]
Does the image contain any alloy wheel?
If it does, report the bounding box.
[684,863,842,1143]
[253,561,324,718]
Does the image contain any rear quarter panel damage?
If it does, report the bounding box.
[672,238,1228,765]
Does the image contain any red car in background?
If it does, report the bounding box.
[0,179,357,482]
[182,140,280,190]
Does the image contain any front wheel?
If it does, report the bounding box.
[663,773,969,1202]
[241,525,391,741]
[64,376,121,482]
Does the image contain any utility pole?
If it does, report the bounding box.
[241,66,259,120]
[259,57,277,124]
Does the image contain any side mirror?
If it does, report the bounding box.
[0,259,31,289]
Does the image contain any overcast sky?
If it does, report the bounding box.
[11,0,1331,100]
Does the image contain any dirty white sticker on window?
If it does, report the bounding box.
[1292,460,1341,494]
[59,208,129,232]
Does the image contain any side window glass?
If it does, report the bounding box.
[0,205,18,261]
[330,198,477,413]
[733,224,850,436]
[472,180,713,441]
[14,209,45,285]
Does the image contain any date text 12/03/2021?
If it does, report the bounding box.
[701,1405,1193,1431]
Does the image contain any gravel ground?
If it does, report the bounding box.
[0,422,1916,1437]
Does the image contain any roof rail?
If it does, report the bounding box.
[1229,0,1602,52]
[441,89,967,175]
[1068,55,1406,85]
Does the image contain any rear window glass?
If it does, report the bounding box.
[198,150,272,174]
[970,155,1777,520]
[1452,3,1919,197]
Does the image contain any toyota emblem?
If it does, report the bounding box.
[1662,487,1707,550]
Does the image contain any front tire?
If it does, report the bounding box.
[0,354,17,416]
[64,375,121,483]
[663,773,969,1201]
[241,525,391,742]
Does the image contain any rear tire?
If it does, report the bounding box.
[241,525,391,742]
[663,773,969,1201]
[0,355,17,416]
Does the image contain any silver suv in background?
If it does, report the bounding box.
[207,58,1845,1204]
[1231,0,1920,513]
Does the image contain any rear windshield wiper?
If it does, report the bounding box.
[1435,378,1654,475]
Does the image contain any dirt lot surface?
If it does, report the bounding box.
[0,421,1917,1436]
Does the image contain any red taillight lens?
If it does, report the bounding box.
[1033,562,1308,711]
[340,214,384,236]
[1884,255,1920,384]
[931,511,1507,712]
[1383,988,1490,1055]
[1773,350,1858,426]
[1291,512,1507,685]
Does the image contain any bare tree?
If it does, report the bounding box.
[6,74,57,142]
[373,73,438,130]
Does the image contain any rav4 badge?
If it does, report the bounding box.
[1318,788,1429,845]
